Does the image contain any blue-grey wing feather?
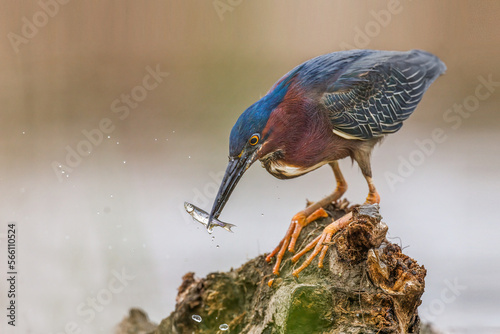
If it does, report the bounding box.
[321,50,446,140]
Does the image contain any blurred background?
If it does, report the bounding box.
[1,1,499,333]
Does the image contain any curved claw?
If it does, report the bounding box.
[266,208,329,275]
[292,212,353,277]
[265,222,294,275]
[266,161,349,276]
[288,212,306,253]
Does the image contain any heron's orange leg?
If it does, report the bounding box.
[265,207,328,274]
[365,176,380,204]
[265,161,347,275]
[291,211,353,277]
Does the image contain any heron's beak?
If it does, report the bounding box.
[207,149,256,231]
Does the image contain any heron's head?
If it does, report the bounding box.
[206,69,300,230]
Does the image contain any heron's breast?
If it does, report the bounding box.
[262,159,326,179]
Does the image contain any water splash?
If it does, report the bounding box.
[191,314,202,323]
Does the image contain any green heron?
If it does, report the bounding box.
[207,49,445,275]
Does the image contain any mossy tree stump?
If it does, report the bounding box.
[118,203,429,334]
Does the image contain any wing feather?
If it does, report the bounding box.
[322,50,445,140]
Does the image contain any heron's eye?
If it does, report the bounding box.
[249,135,259,146]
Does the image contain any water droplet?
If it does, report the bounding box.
[191,314,202,322]
[188,155,191,159]
[261,213,264,216]
[219,324,229,331]
[110,194,114,198]
[22,131,25,134]
[216,245,220,248]
[116,141,120,144]
[172,130,176,133]
[97,211,100,215]
[123,161,126,164]
[154,138,158,141]
[107,135,111,139]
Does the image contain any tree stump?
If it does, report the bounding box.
[118,203,433,334]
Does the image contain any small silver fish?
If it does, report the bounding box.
[184,202,236,233]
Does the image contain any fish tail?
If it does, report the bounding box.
[222,222,236,233]
[214,218,236,233]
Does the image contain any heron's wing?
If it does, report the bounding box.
[322,50,445,140]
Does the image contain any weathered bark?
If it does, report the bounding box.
[117,202,435,334]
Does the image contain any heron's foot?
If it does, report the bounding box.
[265,207,328,275]
[365,190,380,204]
[291,212,353,277]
